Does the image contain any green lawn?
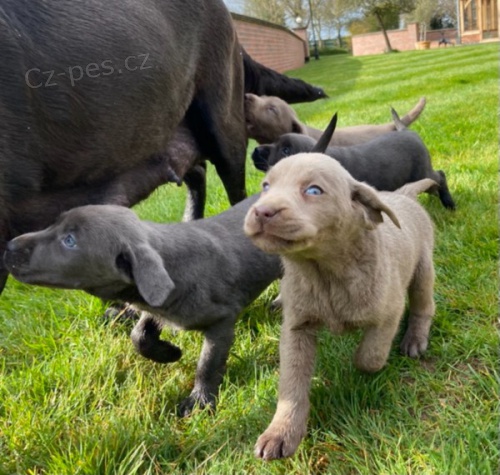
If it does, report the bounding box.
[0,43,498,475]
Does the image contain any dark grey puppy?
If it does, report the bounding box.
[252,112,456,210]
[4,196,282,415]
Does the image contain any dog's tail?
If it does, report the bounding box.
[391,107,407,131]
[312,113,337,153]
[396,179,439,200]
[399,97,426,127]
[242,48,327,104]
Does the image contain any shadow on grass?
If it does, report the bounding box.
[286,54,364,100]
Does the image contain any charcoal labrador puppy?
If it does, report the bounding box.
[4,196,282,415]
[252,111,456,210]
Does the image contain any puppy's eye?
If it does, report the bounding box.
[304,185,323,196]
[62,234,77,249]
[268,105,278,115]
[262,181,270,192]
[282,147,291,157]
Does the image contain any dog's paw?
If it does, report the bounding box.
[270,293,283,311]
[151,340,182,363]
[177,390,216,417]
[400,332,428,358]
[254,425,303,460]
[103,303,140,325]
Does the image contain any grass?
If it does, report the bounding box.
[0,42,498,474]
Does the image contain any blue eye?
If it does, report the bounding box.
[305,185,323,196]
[262,181,270,192]
[62,234,77,249]
[282,147,291,157]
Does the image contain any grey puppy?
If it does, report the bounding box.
[245,93,426,145]
[244,154,437,460]
[252,111,456,210]
[4,197,282,415]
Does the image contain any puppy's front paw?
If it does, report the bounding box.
[400,331,428,358]
[254,425,303,460]
[177,390,216,417]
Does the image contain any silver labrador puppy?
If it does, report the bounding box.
[245,154,436,460]
[4,196,281,415]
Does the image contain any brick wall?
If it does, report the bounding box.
[352,24,458,56]
[231,13,307,72]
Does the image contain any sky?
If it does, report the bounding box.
[223,0,245,14]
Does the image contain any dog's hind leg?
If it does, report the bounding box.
[177,317,236,416]
[354,308,403,373]
[434,170,456,210]
[130,312,182,363]
[400,250,435,358]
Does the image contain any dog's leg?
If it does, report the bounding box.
[130,312,182,363]
[182,163,207,221]
[354,307,404,373]
[255,320,318,460]
[186,43,247,208]
[435,170,456,210]
[177,317,236,416]
[400,250,435,358]
[0,269,8,294]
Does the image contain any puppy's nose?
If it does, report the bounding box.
[252,147,270,172]
[244,93,255,104]
[253,205,281,222]
[7,238,25,252]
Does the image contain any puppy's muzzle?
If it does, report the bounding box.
[252,146,271,172]
[4,239,33,272]
[252,204,282,225]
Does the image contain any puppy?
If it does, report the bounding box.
[244,154,436,460]
[245,93,426,145]
[252,112,456,210]
[4,196,282,415]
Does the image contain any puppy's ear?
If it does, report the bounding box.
[311,113,337,153]
[121,245,175,307]
[291,119,306,134]
[351,182,401,230]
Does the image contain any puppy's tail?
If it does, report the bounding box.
[396,179,439,200]
[391,107,407,131]
[399,97,426,127]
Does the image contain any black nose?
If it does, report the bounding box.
[7,240,18,252]
[3,238,33,271]
[7,238,25,252]
[252,147,270,172]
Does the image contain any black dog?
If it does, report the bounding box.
[0,0,326,295]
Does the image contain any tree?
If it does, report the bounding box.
[356,0,416,52]
[244,0,287,25]
[405,0,437,40]
[318,0,355,47]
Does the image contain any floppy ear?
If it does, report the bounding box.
[311,113,337,153]
[291,119,306,134]
[126,244,175,307]
[351,182,401,230]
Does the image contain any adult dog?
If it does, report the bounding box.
[252,112,456,210]
[245,93,426,145]
[0,0,325,295]
[4,196,282,415]
[244,154,437,459]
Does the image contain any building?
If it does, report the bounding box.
[458,0,499,42]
